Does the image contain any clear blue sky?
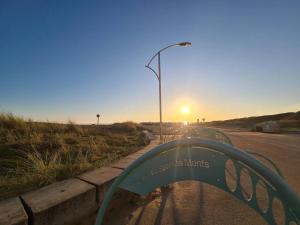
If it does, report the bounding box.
[1,0,299,123]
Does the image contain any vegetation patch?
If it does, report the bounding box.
[0,113,150,200]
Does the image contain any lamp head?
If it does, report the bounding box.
[178,42,192,47]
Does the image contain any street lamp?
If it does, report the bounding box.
[145,42,192,142]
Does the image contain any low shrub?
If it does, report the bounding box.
[110,122,142,133]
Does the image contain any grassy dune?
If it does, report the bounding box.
[0,113,150,200]
[207,111,300,131]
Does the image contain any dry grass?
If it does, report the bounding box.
[0,113,150,200]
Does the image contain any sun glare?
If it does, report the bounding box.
[181,106,190,114]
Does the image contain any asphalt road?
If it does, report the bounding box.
[106,131,300,225]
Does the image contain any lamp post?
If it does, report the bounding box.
[146,42,192,142]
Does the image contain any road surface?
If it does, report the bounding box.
[105,131,300,225]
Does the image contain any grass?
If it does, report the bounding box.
[0,113,150,200]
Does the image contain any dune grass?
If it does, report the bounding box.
[0,113,150,200]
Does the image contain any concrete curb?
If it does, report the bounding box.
[78,167,123,205]
[0,197,28,225]
[0,139,159,225]
[21,179,97,225]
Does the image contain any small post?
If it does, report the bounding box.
[97,114,100,125]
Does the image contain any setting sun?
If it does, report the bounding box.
[181,106,190,114]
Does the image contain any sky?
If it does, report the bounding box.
[0,0,300,124]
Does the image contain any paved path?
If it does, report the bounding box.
[106,131,300,225]
[225,131,300,192]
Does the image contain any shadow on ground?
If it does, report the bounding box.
[104,181,267,225]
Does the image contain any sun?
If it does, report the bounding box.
[181,106,190,114]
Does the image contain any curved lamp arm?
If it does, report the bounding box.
[146,42,192,67]
[145,65,159,80]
